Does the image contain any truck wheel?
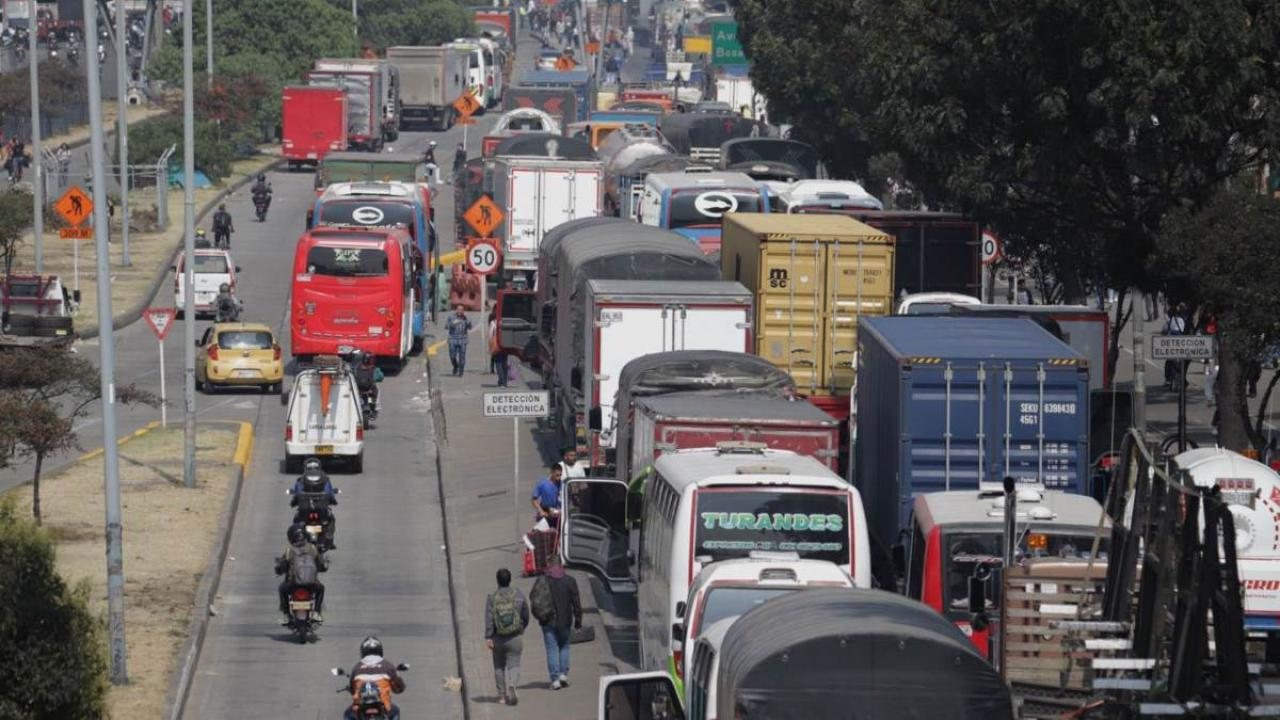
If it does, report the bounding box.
[350,452,364,474]
[285,454,302,474]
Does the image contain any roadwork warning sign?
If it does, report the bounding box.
[483,390,549,418]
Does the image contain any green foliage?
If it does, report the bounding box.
[352,0,476,50]
[0,62,85,132]
[188,0,359,83]
[0,188,34,275]
[0,498,108,719]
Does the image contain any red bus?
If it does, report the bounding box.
[290,227,415,363]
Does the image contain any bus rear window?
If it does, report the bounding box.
[306,247,389,277]
[668,191,761,229]
[693,490,850,566]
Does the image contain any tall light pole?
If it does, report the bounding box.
[83,0,128,686]
[352,0,358,35]
[27,0,43,273]
[204,0,213,88]
[115,0,131,266]
[183,0,198,488]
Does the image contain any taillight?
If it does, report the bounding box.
[673,650,684,679]
[308,512,320,521]
[1099,454,1117,470]
[207,345,219,360]
[356,426,364,441]
[273,345,282,361]
[291,588,311,601]
[285,423,293,441]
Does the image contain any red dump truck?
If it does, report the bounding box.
[281,87,348,169]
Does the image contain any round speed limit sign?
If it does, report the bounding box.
[980,231,1003,266]
[466,239,501,275]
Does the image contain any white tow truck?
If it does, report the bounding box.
[282,355,365,473]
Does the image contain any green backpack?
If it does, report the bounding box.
[492,588,524,636]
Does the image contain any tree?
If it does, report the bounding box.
[0,347,155,525]
[0,189,34,276]
[0,499,108,719]
[732,0,1280,385]
[353,0,476,50]
[1154,180,1280,453]
[181,0,360,84]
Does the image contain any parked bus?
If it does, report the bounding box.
[309,181,432,350]
[558,444,870,692]
[290,227,416,363]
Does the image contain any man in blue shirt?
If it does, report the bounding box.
[530,465,564,527]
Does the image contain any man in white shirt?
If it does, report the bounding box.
[558,447,585,479]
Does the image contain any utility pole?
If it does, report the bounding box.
[115,0,131,266]
[27,0,43,273]
[352,0,358,35]
[1134,304,1147,432]
[83,0,128,685]
[183,0,198,488]
[204,0,213,88]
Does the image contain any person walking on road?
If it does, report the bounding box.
[531,464,564,527]
[452,142,468,182]
[485,568,530,706]
[529,557,581,690]
[489,313,510,386]
[445,305,473,376]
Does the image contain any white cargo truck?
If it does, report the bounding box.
[385,46,469,131]
[491,157,603,284]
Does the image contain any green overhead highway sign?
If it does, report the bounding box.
[711,22,747,65]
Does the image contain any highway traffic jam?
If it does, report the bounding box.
[23,0,1266,718]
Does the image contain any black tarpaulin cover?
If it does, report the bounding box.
[715,588,1013,720]
[659,113,758,154]
[719,138,820,178]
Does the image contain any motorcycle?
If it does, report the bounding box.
[215,295,242,323]
[286,585,321,643]
[253,193,270,221]
[359,388,378,429]
[286,487,339,553]
[332,664,410,719]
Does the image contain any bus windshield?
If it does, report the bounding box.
[944,530,1107,618]
[668,190,761,229]
[306,246,389,277]
[318,200,416,229]
[693,489,850,566]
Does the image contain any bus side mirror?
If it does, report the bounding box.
[588,406,602,431]
[968,576,986,615]
[305,209,314,227]
[892,543,905,575]
[674,601,686,619]
[671,623,684,644]
[280,389,289,406]
[73,290,81,304]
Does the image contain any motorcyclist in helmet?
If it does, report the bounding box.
[351,351,384,419]
[345,636,407,720]
[211,203,234,248]
[214,282,242,323]
[275,524,327,625]
[291,457,338,549]
[250,172,272,216]
[194,227,212,248]
[423,141,439,184]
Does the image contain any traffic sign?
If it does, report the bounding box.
[693,191,738,218]
[144,307,177,341]
[1151,335,1214,361]
[711,22,746,65]
[484,390,550,418]
[466,239,501,275]
[981,231,1003,265]
[463,194,504,238]
[453,91,482,119]
[586,40,600,55]
[55,186,93,228]
[59,228,93,240]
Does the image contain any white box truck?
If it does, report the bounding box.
[491,157,604,283]
[385,46,469,131]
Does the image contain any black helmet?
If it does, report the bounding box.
[287,524,306,545]
[362,353,375,366]
[360,635,384,658]
[257,172,266,182]
[304,456,322,472]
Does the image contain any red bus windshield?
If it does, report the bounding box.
[305,245,389,277]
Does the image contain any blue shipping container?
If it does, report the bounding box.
[854,316,1090,548]
[517,70,590,121]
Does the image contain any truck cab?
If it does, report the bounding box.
[903,488,1109,658]
[0,274,74,346]
[637,171,767,255]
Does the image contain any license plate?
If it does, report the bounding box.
[305,525,323,535]
[289,600,313,611]
[315,445,333,455]
[233,369,258,378]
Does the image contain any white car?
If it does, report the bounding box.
[283,358,365,473]
[673,553,857,691]
[174,248,239,318]
[895,291,982,315]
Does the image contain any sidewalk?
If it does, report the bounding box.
[434,322,637,720]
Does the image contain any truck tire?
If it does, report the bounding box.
[285,454,302,474]
[350,452,364,474]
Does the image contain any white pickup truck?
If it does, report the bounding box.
[283,356,365,473]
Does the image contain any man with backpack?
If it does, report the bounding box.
[275,524,328,625]
[484,568,530,705]
[529,557,581,690]
[212,203,234,249]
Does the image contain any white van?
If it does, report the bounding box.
[676,555,855,692]
[283,357,365,473]
[559,444,870,687]
[174,248,239,318]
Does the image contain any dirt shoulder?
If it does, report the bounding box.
[4,423,243,719]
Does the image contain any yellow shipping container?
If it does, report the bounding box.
[596,90,618,111]
[721,213,895,396]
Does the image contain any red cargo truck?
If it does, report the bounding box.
[281,87,348,169]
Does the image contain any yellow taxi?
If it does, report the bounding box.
[195,322,284,393]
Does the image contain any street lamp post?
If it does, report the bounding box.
[27,0,43,273]
[184,0,199,487]
[116,0,131,266]
[205,0,213,88]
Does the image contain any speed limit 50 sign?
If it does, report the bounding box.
[466,239,501,275]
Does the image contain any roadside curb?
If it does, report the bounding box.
[75,420,161,462]
[165,420,254,720]
[79,157,285,341]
